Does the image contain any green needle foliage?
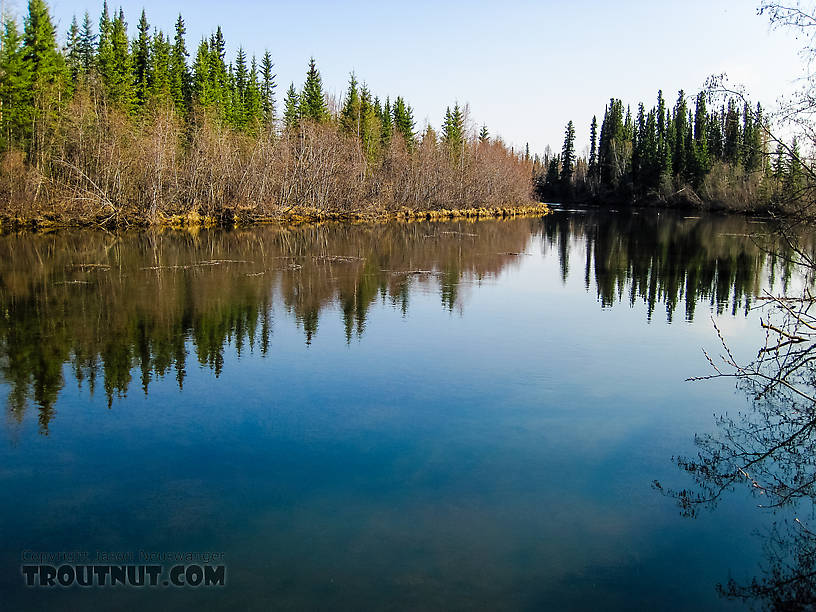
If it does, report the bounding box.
[0,0,537,225]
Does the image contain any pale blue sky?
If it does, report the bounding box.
[5,0,806,155]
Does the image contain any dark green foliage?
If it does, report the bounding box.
[148,30,171,106]
[380,97,393,147]
[133,10,150,106]
[283,82,299,130]
[441,102,464,162]
[545,156,560,185]
[340,72,360,135]
[588,115,598,179]
[260,51,276,127]
[560,120,575,184]
[724,99,741,165]
[541,85,775,206]
[0,18,28,146]
[298,57,327,123]
[23,0,63,93]
[65,16,81,85]
[479,124,489,144]
[78,12,95,73]
[393,96,415,148]
[105,8,135,112]
[170,14,189,110]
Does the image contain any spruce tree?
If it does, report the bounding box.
[393,96,415,148]
[65,16,81,83]
[784,138,802,196]
[169,14,189,111]
[479,124,489,144]
[260,51,276,127]
[133,10,150,106]
[105,8,135,112]
[340,71,360,135]
[359,83,380,164]
[232,46,247,127]
[560,120,576,185]
[244,55,262,129]
[441,103,464,162]
[724,99,741,165]
[191,38,211,106]
[96,3,114,90]
[148,30,171,106]
[78,12,95,74]
[282,82,299,130]
[380,96,393,147]
[23,0,63,92]
[299,57,327,123]
[588,115,598,178]
[673,90,687,178]
[0,18,28,147]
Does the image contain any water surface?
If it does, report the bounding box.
[0,209,802,610]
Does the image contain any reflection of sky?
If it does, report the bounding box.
[0,215,789,610]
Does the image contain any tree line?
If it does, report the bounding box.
[0,1,538,226]
[535,88,806,212]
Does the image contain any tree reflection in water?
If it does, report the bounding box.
[0,211,793,437]
[660,253,816,610]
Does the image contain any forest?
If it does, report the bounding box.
[0,0,811,227]
[536,88,806,213]
[0,0,541,228]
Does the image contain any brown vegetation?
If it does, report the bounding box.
[0,95,540,230]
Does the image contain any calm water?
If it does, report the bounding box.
[0,209,805,610]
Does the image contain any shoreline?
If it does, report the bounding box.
[0,203,551,234]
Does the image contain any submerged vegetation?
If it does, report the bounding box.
[0,1,537,228]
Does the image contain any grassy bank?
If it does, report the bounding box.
[0,202,550,233]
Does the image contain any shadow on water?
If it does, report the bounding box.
[0,211,800,434]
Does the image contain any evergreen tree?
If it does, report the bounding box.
[78,12,95,74]
[724,99,741,165]
[707,110,723,161]
[560,120,576,184]
[545,156,560,186]
[232,46,247,127]
[673,90,688,178]
[208,26,228,119]
[393,95,415,148]
[0,18,28,147]
[148,30,171,106]
[340,71,360,135]
[588,115,598,178]
[244,55,262,129]
[132,10,150,106]
[784,138,802,196]
[282,82,299,130]
[23,0,63,93]
[96,3,113,88]
[441,102,464,162]
[260,51,276,127]
[359,83,380,164]
[191,38,212,106]
[773,142,786,181]
[169,14,189,110]
[105,8,135,112]
[380,96,393,147]
[298,57,327,122]
[479,124,489,144]
[65,16,81,85]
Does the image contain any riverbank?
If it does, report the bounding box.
[0,202,551,233]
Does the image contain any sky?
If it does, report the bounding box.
[3,0,807,155]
